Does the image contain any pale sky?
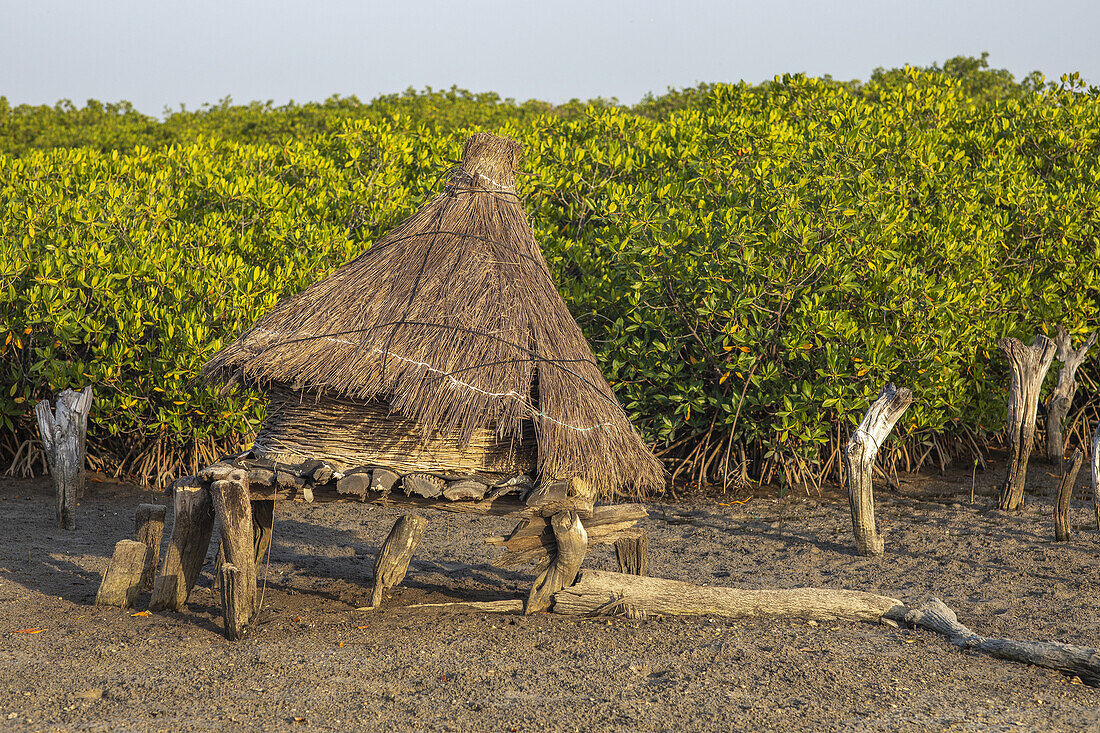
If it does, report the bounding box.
[2,0,1096,115]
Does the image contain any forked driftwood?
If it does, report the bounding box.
[845,383,913,556]
[369,513,428,609]
[1045,327,1096,464]
[150,478,214,611]
[526,511,587,614]
[998,335,1057,510]
[487,503,646,570]
[34,387,93,530]
[546,571,1100,684]
[1054,449,1083,542]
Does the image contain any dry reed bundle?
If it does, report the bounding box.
[204,133,664,498]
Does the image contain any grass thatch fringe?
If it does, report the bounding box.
[203,133,665,499]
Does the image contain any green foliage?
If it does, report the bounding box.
[2,60,1099,489]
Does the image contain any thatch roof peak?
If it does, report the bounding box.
[203,133,665,498]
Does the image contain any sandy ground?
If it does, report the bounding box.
[1,467,1099,732]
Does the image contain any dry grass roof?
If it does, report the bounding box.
[203,132,664,497]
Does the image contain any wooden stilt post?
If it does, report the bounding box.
[95,540,150,608]
[1045,327,1095,464]
[845,383,913,556]
[615,529,649,576]
[219,563,249,640]
[150,478,215,611]
[1054,449,1083,542]
[134,504,167,591]
[526,510,588,614]
[997,335,1057,510]
[210,470,256,637]
[369,513,428,608]
[252,499,274,564]
[34,387,93,530]
[1092,421,1100,532]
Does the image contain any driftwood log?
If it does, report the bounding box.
[95,540,150,608]
[1093,420,1100,532]
[1055,449,1083,542]
[150,478,215,611]
[547,571,1100,684]
[526,511,587,614]
[845,383,913,556]
[34,387,93,530]
[998,335,1057,511]
[369,513,428,608]
[1045,327,1096,464]
[210,470,257,633]
[134,504,167,591]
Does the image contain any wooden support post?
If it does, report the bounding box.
[997,335,1057,510]
[369,513,428,608]
[1045,327,1095,464]
[134,504,167,591]
[845,383,913,556]
[1054,449,1083,542]
[210,470,256,633]
[34,387,93,530]
[95,539,150,608]
[252,499,274,564]
[150,478,215,611]
[614,529,649,576]
[219,563,249,640]
[526,511,587,614]
[1092,420,1100,532]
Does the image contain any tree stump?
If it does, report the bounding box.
[997,335,1057,511]
[34,387,93,530]
[210,471,257,632]
[219,563,249,640]
[526,511,588,614]
[1054,449,1083,542]
[369,513,428,608]
[150,477,215,611]
[134,504,167,591]
[1045,327,1095,464]
[845,383,913,556]
[95,540,150,608]
[614,529,649,576]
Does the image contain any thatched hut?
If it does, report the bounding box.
[202,132,664,504]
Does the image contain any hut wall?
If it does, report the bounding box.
[253,386,536,482]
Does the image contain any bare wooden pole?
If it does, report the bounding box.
[134,504,167,591]
[614,529,649,576]
[845,383,913,556]
[526,511,587,614]
[210,471,256,634]
[34,387,93,530]
[1054,449,1083,542]
[1092,420,1100,532]
[95,540,150,608]
[150,478,215,611]
[997,335,1057,511]
[369,513,428,608]
[1045,327,1096,464]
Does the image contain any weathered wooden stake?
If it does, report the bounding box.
[219,563,248,640]
[1045,327,1096,464]
[1092,420,1100,532]
[134,504,167,591]
[845,383,913,556]
[997,335,1057,511]
[526,511,587,614]
[34,387,93,530]
[150,478,215,611]
[95,539,150,608]
[252,499,274,564]
[369,513,428,608]
[1054,449,1083,542]
[210,470,256,633]
[614,529,649,576]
